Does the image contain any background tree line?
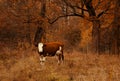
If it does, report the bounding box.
[0,0,119,54]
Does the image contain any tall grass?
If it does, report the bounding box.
[0,48,120,81]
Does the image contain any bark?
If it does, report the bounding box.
[34,0,46,46]
[40,0,46,18]
[92,18,100,54]
[34,26,45,46]
[84,0,100,54]
[112,0,120,54]
[26,8,32,46]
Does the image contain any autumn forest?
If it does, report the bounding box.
[0,0,120,81]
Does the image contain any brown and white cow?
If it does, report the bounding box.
[38,42,64,65]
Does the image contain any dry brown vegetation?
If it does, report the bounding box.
[0,0,120,81]
[0,48,120,81]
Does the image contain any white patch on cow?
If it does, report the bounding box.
[59,46,62,51]
[56,46,62,55]
[38,43,44,52]
[56,50,62,55]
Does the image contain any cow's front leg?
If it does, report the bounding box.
[40,55,46,65]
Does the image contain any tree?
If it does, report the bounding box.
[112,0,120,54]
[3,0,43,47]
[34,0,47,46]
[36,0,112,54]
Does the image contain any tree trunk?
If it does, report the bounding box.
[34,0,46,46]
[83,0,101,54]
[92,18,100,54]
[112,0,120,54]
[26,8,32,46]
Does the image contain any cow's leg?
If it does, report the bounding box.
[57,53,64,64]
[61,50,64,61]
[61,54,64,61]
[56,46,64,64]
[40,55,46,65]
[57,54,61,64]
[59,54,64,64]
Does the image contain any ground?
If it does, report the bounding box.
[0,48,120,81]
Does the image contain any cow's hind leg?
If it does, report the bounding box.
[57,54,64,64]
[57,55,61,64]
[61,54,64,61]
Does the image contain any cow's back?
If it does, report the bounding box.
[43,42,63,56]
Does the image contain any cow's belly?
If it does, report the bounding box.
[46,52,56,56]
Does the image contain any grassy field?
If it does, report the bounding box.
[0,48,120,81]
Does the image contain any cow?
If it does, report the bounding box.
[38,42,64,65]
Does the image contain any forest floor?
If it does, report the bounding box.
[0,47,120,81]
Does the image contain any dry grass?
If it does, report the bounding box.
[0,48,120,81]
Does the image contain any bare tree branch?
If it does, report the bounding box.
[62,0,76,13]
[97,1,111,18]
[47,13,87,24]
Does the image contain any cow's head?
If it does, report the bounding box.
[38,43,44,52]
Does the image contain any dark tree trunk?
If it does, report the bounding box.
[92,18,100,54]
[84,0,100,54]
[26,8,32,46]
[34,27,45,46]
[40,0,46,18]
[112,0,120,54]
[34,0,46,46]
